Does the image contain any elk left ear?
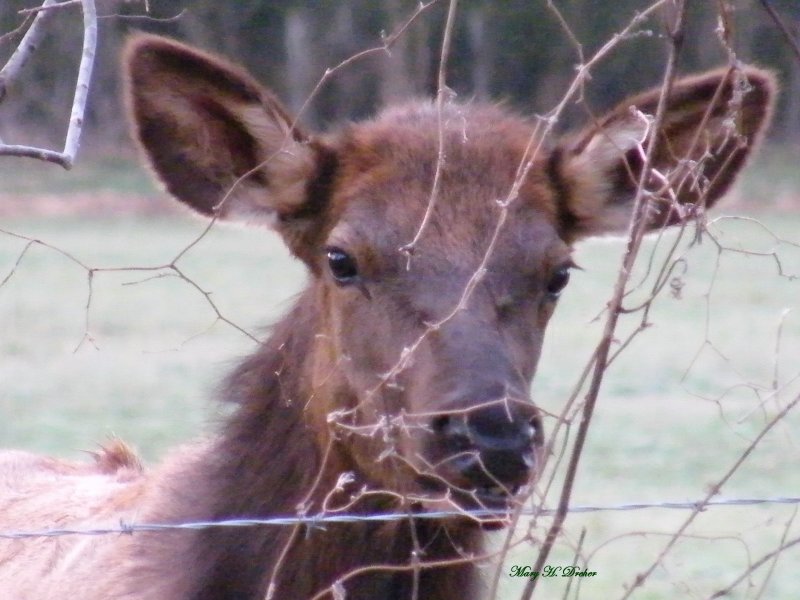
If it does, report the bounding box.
[124,34,319,227]
[551,66,776,240]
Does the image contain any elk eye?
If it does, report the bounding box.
[325,247,359,284]
[546,266,571,298]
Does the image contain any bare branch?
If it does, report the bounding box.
[0,13,33,47]
[285,1,440,135]
[522,3,687,597]
[399,0,459,258]
[622,390,800,597]
[759,0,800,64]
[711,523,800,598]
[18,0,145,15]
[61,0,97,167]
[0,0,98,169]
[0,144,75,166]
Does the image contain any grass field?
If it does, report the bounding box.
[1,160,799,598]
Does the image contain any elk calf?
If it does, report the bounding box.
[0,35,774,599]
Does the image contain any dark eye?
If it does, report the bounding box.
[326,247,359,284]
[546,266,571,298]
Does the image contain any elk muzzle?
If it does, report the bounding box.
[428,400,542,507]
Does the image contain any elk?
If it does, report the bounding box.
[0,35,774,600]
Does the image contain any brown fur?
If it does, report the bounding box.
[0,36,774,599]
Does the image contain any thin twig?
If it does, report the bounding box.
[286,1,440,136]
[0,226,260,346]
[753,506,798,600]
[0,12,33,47]
[759,0,800,64]
[399,0,459,258]
[561,528,587,600]
[621,391,800,598]
[18,0,142,14]
[523,2,688,597]
[711,529,800,598]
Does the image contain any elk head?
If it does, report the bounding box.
[124,35,774,519]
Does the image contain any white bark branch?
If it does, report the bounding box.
[0,0,97,170]
[62,0,97,166]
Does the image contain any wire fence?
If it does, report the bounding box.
[2,496,800,541]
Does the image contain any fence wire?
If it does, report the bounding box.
[2,495,799,541]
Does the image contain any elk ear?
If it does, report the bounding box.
[124,34,319,226]
[551,67,775,240]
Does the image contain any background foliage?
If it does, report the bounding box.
[1,0,800,152]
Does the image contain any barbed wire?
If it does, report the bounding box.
[2,495,799,541]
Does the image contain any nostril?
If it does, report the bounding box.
[467,406,535,452]
[467,410,512,441]
[431,415,450,434]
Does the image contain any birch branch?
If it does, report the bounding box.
[0,0,97,169]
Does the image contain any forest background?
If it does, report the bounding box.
[2,0,800,159]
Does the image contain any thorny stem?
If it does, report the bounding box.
[374,0,671,417]
[522,2,689,597]
[287,0,440,136]
[399,0,460,259]
[307,541,527,600]
[490,4,674,596]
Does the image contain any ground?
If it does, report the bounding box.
[1,154,799,598]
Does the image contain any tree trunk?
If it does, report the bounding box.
[467,8,491,101]
[285,7,318,127]
[380,0,415,105]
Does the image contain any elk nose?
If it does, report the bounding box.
[433,404,539,490]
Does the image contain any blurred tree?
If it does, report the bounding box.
[740,0,800,144]
[1,0,797,160]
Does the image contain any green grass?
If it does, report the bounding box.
[507,213,800,599]
[1,205,799,598]
[0,215,305,457]
[736,146,800,212]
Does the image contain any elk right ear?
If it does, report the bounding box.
[550,66,775,241]
[124,35,320,228]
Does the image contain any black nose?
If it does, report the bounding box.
[432,404,539,491]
